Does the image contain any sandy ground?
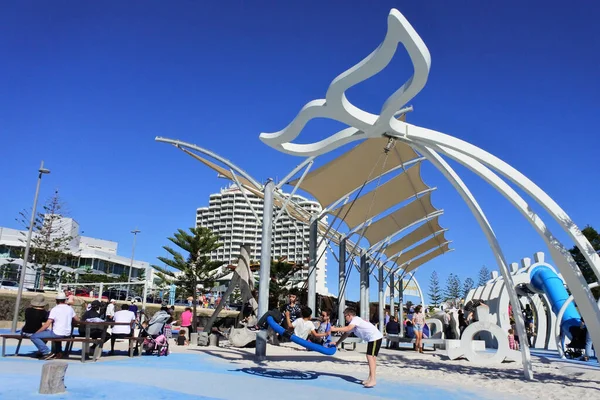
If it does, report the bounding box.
[190,340,600,400]
[1,335,598,399]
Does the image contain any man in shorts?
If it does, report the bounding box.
[330,308,383,388]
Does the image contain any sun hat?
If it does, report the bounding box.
[30,294,47,307]
[56,292,67,300]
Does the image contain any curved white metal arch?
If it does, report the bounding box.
[554,282,599,359]
[393,136,600,361]
[155,137,263,190]
[410,143,533,378]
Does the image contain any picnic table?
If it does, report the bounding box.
[75,321,134,361]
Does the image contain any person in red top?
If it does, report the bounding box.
[180,307,193,341]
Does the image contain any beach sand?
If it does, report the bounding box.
[194,341,600,400]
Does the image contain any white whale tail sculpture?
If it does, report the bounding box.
[259,9,431,157]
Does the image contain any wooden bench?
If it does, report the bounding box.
[47,337,103,363]
[123,337,143,357]
[1,334,26,357]
[385,335,446,349]
[0,334,101,362]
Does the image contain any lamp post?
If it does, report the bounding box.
[11,161,50,333]
[126,229,140,300]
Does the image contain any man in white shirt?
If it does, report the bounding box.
[105,299,116,321]
[110,304,137,355]
[331,308,383,388]
[30,292,79,360]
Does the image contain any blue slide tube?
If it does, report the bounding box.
[266,316,337,356]
[530,266,581,338]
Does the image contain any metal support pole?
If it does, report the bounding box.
[12,161,50,333]
[360,254,368,319]
[307,218,318,313]
[378,266,384,333]
[99,283,104,300]
[389,274,395,320]
[126,229,140,300]
[256,179,274,361]
[338,239,346,326]
[399,277,404,337]
[142,280,148,313]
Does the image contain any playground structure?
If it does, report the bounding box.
[467,251,598,356]
[155,8,600,379]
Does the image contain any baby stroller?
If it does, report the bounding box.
[142,332,169,356]
[564,326,587,359]
[140,310,171,356]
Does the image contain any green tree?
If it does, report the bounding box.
[428,271,442,307]
[569,225,600,298]
[477,265,490,287]
[445,273,462,306]
[462,277,475,299]
[265,258,304,308]
[18,191,73,289]
[152,227,225,333]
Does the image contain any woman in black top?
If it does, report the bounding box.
[22,294,48,336]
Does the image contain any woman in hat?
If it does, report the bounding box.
[21,294,48,337]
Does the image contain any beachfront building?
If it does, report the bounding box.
[0,216,151,289]
[196,185,329,294]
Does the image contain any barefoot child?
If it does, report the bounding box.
[330,308,383,388]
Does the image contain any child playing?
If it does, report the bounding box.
[330,308,383,388]
[313,309,332,346]
[508,328,519,350]
[177,329,189,346]
[285,306,330,342]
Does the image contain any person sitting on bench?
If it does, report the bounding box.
[110,304,137,355]
[80,300,111,354]
[22,294,48,337]
[30,292,79,360]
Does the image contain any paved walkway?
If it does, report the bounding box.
[0,342,493,400]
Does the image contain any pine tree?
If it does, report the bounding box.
[445,273,462,306]
[18,190,73,289]
[477,265,490,287]
[462,277,475,299]
[428,271,442,307]
[152,227,226,333]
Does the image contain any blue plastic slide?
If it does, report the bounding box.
[266,316,337,356]
[530,266,581,339]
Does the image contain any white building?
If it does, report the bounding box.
[196,185,329,295]
[0,217,152,289]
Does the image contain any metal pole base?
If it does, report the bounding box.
[255,330,267,361]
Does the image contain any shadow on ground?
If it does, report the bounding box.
[199,346,600,393]
[231,366,362,385]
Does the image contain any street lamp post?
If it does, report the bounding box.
[11,161,50,333]
[126,229,140,300]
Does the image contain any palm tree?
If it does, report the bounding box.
[152,227,225,333]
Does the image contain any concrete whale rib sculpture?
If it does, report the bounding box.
[259,8,431,157]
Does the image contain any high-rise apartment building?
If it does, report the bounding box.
[196,185,329,294]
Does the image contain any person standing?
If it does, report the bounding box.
[105,299,116,321]
[412,305,426,353]
[128,300,139,319]
[331,308,383,388]
[180,307,193,341]
[30,293,79,360]
[21,294,48,337]
[64,288,75,306]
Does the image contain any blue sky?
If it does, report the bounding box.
[1,1,599,304]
